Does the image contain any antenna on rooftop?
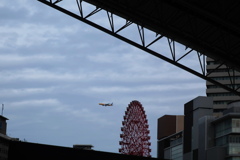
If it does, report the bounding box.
[1,104,4,116]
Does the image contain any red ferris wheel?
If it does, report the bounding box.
[119,100,151,157]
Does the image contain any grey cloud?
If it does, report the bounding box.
[0,1,207,157]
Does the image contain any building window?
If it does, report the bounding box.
[211,76,240,81]
[215,119,231,138]
[213,101,228,105]
[164,144,183,160]
[164,148,171,160]
[215,118,240,146]
[226,157,240,160]
[213,109,226,113]
[171,144,183,160]
[232,119,240,133]
[207,61,222,65]
[207,84,240,89]
[208,93,236,97]
[216,135,228,146]
[228,143,240,155]
[229,135,240,143]
[170,137,183,146]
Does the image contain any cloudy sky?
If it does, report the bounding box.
[0,0,206,157]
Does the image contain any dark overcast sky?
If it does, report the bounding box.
[0,1,206,157]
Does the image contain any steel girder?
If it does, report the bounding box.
[37,0,240,96]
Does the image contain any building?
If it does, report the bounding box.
[0,115,19,160]
[0,115,165,160]
[0,115,8,135]
[73,144,94,150]
[206,57,240,114]
[183,96,213,160]
[157,115,184,160]
[210,101,240,160]
[196,100,240,160]
[157,96,240,160]
[8,140,164,160]
[0,115,10,160]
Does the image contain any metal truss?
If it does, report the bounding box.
[38,0,240,96]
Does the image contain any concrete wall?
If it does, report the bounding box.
[206,147,225,160]
[157,115,184,140]
[183,96,213,160]
[0,116,8,135]
[198,116,215,160]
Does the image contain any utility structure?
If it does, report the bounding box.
[38,0,240,96]
[119,100,151,157]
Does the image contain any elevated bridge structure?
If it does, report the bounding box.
[38,0,240,96]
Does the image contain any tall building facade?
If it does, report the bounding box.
[157,96,240,160]
[206,57,240,113]
[183,97,213,160]
[211,101,240,160]
[157,115,184,159]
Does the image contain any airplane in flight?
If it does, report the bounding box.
[99,103,113,106]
